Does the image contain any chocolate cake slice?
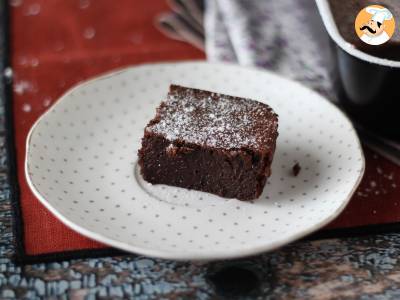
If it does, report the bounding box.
[138,85,278,200]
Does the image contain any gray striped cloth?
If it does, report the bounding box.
[156,0,400,165]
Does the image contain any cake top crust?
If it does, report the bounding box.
[146,85,278,151]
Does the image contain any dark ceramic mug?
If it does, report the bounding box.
[316,0,400,141]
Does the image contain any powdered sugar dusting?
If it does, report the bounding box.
[148,85,278,150]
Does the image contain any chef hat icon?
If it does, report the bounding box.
[366,7,393,24]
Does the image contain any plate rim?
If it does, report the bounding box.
[25,60,366,261]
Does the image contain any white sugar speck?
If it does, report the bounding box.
[25,3,41,16]
[3,67,13,80]
[14,80,33,95]
[372,210,377,214]
[83,27,96,39]
[370,181,377,188]
[10,0,23,7]
[43,97,52,107]
[22,103,31,112]
[376,167,383,174]
[17,57,39,67]
[79,0,90,9]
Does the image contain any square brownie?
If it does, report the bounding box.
[138,85,278,200]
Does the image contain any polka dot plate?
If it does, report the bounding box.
[25,61,365,261]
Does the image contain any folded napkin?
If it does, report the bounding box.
[206,0,334,95]
[156,0,400,165]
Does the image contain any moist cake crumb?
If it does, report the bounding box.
[292,162,301,176]
[138,85,279,200]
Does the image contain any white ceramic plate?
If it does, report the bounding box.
[26,61,364,261]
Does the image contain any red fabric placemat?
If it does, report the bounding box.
[8,0,400,262]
